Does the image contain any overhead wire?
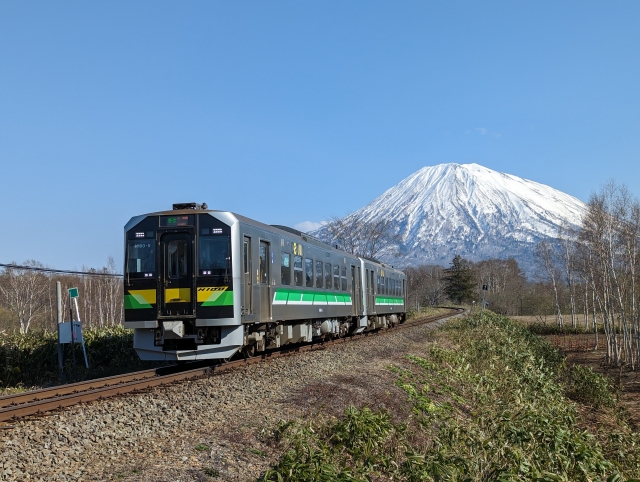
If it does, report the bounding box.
[0,263,123,278]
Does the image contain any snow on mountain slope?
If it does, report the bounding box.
[315,163,586,273]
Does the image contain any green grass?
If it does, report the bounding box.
[248,447,268,457]
[406,306,451,321]
[262,312,640,481]
[203,467,220,477]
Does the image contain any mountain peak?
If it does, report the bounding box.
[316,163,586,274]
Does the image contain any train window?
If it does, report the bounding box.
[371,270,375,296]
[199,236,230,276]
[333,265,340,290]
[126,240,155,275]
[294,255,303,286]
[243,241,249,274]
[168,239,189,279]
[305,258,313,287]
[281,253,291,285]
[341,267,347,291]
[315,260,323,288]
[377,276,380,294]
[325,263,332,289]
[259,242,269,284]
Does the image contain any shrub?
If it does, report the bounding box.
[526,322,592,336]
[566,364,617,409]
[262,312,640,481]
[0,326,164,388]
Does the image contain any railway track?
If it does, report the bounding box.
[0,308,464,424]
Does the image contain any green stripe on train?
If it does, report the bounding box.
[375,296,404,305]
[273,288,352,305]
[201,290,234,307]
[124,294,153,310]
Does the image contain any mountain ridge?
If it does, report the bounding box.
[313,163,586,274]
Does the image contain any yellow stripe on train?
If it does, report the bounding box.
[165,288,191,303]
[197,286,228,303]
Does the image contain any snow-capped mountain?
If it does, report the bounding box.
[314,163,587,273]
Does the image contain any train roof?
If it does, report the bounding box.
[134,205,404,275]
[141,206,345,254]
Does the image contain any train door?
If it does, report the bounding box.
[402,279,406,310]
[369,269,375,312]
[350,266,357,316]
[364,269,370,312]
[258,240,271,321]
[357,267,362,314]
[351,265,362,315]
[160,232,194,317]
[242,236,253,315]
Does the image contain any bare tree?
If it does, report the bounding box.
[558,226,579,327]
[473,258,527,316]
[404,264,446,308]
[319,213,400,261]
[535,241,564,326]
[0,258,124,333]
[0,260,49,334]
[577,181,640,367]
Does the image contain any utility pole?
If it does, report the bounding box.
[56,282,66,382]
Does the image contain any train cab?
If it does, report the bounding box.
[124,203,243,361]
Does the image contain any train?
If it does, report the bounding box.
[123,203,407,361]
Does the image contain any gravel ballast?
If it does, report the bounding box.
[0,316,452,481]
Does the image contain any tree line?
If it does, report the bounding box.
[536,182,640,368]
[0,258,122,334]
[404,255,556,317]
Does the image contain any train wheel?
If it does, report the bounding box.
[242,344,256,358]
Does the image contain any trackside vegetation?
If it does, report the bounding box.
[0,326,161,390]
[0,307,448,391]
[262,312,640,481]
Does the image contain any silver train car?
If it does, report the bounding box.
[124,203,407,361]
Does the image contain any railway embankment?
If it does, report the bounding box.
[2,309,638,480]
[263,312,640,480]
[0,308,448,481]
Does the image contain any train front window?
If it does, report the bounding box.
[126,240,155,276]
[168,239,189,279]
[198,236,230,276]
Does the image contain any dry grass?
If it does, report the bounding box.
[511,314,594,325]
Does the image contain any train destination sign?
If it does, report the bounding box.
[161,215,194,227]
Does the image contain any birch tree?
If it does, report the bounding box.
[535,241,564,326]
[0,261,49,334]
[321,213,399,261]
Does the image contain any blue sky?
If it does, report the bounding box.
[1,2,639,270]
